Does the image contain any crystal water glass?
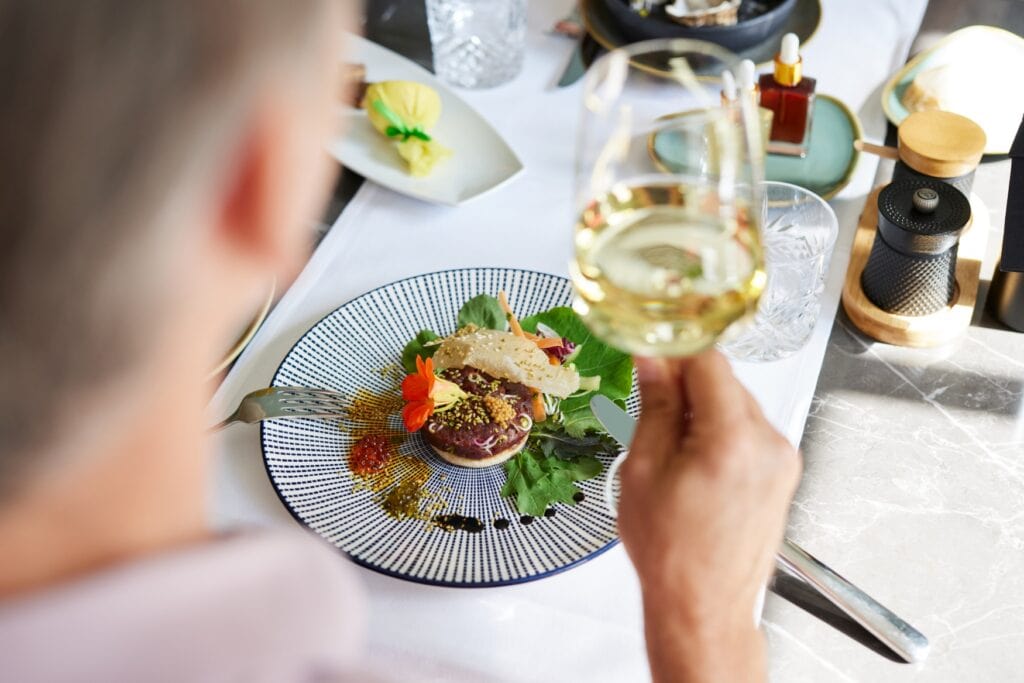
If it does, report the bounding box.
[426,0,527,89]
[718,181,838,362]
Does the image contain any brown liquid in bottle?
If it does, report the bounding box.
[759,74,816,144]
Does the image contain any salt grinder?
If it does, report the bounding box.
[891,111,986,195]
[861,180,972,316]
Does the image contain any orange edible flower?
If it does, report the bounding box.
[402,356,435,401]
[402,401,434,432]
[400,355,466,431]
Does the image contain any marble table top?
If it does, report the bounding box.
[768,317,1024,681]
[766,150,1024,679]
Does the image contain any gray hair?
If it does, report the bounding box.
[0,1,332,491]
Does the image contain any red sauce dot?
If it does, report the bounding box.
[349,433,392,476]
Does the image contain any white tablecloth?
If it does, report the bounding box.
[210,1,928,679]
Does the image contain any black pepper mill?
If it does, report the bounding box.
[989,115,1024,331]
[861,180,972,316]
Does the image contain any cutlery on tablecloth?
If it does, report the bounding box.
[558,33,603,87]
[213,386,348,431]
[591,395,931,664]
[553,5,602,88]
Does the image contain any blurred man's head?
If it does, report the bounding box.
[0,1,341,496]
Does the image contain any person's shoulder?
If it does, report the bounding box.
[0,527,370,682]
[206,526,359,587]
[182,527,369,647]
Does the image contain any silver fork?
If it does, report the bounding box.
[213,386,348,430]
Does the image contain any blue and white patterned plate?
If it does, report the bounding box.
[261,268,639,587]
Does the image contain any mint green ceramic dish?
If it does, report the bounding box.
[763,94,861,199]
[648,94,861,200]
[880,25,1024,155]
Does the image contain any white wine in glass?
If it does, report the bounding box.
[571,41,766,357]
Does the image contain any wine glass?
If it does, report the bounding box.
[571,39,766,357]
[575,42,770,624]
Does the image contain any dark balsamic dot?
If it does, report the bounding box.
[544,507,556,518]
[493,518,510,530]
[520,515,534,525]
[572,492,585,503]
[433,514,484,533]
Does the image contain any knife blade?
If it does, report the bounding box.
[591,394,635,444]
[557,34,602,88]
[589,395,931,664]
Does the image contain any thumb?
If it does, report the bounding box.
[631,357,687,463]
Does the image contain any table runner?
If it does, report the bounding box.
[210,1,929,678]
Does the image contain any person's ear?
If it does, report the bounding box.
[214,99,319,285]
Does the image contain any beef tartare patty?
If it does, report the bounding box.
[423,367,533,468]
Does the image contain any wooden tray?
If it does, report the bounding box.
[841,185,989,347]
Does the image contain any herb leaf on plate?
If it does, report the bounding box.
[457,294,508,331]
[401,329,440,374]
[520,306,633,398]
[501,448,603,517]
[531,421,621,461]
[520,306,634,437]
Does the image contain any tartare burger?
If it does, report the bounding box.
[402,327,580,468]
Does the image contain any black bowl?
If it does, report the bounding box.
[599,0,798,53]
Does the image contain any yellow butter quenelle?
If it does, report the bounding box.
[361,81,452,177]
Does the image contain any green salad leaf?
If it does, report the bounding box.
[501,447,602,517]
[520,306,634,437]
[401,329,440,374]
[457,294,508,331]
[531,421,621,461]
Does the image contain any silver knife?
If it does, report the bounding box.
[590,395,930,664]
[558,42,587,88]
[558,34,602,88]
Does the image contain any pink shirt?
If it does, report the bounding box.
[0,529,383,682]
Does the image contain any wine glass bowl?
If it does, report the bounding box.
[571,39,766,357]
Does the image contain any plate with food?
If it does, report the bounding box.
[881,25,1024,156]
[261,268,638,586]
[580,0,821,76]
[331,34,524,206]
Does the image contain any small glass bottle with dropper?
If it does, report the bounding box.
[759,32,816,157]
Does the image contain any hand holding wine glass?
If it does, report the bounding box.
[620,353,801,683]
[572,41,799,682]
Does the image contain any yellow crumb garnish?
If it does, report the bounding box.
[483,395,515,427]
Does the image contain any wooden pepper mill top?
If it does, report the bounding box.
[898,110,987,178]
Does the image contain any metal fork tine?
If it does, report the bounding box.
[280,407,347,416]
[213,386,353,431]
[279,396,349,410]
[280,405,347,416]
[276,387,344,398]
[278,390,348,408]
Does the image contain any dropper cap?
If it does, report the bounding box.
[773,32,803,87]
[736,59,758,101]
[720,69,737,104]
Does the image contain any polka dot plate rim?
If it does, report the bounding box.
[260,267,639,587]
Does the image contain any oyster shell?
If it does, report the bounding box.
[664,0,741,27]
